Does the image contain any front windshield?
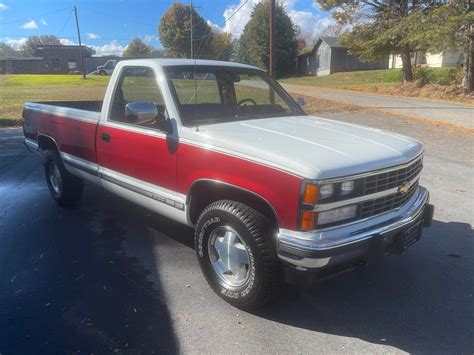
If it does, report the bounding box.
[165,65,305,126]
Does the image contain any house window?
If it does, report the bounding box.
[67,61,77,70]
[52,58,61,71]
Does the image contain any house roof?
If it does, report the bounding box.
[319,36,345,48]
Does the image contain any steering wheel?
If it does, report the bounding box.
[237,98,257,107]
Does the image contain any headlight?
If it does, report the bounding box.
[318,205,358,225]
[320,183,335,199]
[341,180,354,195]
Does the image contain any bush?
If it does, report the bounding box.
[413,67,459,85]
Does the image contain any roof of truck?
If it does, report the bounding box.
[117,58,263,71]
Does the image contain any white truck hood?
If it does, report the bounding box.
[181,115,423,180]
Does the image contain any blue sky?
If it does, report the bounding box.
[0,0,331,56]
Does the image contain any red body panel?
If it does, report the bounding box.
[176,143,302,229]
[24,111,97,163]
[25,110,302,230]
[96,125,177,191]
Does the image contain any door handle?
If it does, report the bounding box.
[101,132,111,143]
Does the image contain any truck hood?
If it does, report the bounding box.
[181,115,423,179]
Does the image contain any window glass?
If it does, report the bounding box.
[109,67,166,128]
[171,72,221,104]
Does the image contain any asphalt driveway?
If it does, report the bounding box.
[0,111,473,353]
[283,83,474,129]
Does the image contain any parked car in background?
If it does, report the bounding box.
[96,60,117,76]
[23,59,434,310]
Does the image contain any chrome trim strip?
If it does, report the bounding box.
[99,168,185,211]
[23,138,39,152]
[278,186,429,255]
[311,153,423,185]
[61,152,99,176]
[313,171,421,212]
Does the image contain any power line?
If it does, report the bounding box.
[57,9,73,38]
[0,8,69,25]
[196,0,249,58]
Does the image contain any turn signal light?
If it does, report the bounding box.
[303,184,319,205]
[300,211,317,231]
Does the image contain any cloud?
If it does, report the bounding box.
[0,3,7,11]
[87,33,100,40]
[0,37,27,50]
[142,34,157,43]
[90,41,125,56]
[59,38,75,45]
[40,18,47,26]
[221,0,333,40]
[20,20,38,29]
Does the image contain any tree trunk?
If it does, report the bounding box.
[400,45,414,83]
[462,24,473,92]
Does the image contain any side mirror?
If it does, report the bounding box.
[125,101,158,125]
[296,97,305,107]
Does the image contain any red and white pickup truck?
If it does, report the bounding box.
[23,59,434,309]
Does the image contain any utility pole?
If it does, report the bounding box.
[190,1,193,59]
[269,0,276,102]
[73,5,86,79]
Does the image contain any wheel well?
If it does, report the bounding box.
[188,180,279,228]
[37,135,59,152]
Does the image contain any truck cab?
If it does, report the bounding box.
[97,59,117,76]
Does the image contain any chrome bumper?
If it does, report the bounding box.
[277,186,433,270]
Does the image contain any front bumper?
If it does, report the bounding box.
[277,186,434,271]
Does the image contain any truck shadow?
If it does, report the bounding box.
[256,219,473,353]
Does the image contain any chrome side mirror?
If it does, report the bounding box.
[296,97,305,107]
[125,101,158,125]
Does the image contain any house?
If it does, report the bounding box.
[389,50,463,68]
[0,44,119,75]
[297,36,389,76]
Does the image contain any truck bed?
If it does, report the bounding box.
[31,100,103,112]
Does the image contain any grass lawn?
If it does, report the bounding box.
[0,75,109,126]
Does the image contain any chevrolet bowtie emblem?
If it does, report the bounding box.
[398,181,411,194]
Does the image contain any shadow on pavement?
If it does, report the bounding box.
[255,219,473,353]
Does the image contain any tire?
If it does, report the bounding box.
[44,150,84,207]
[195,200,281,310]
[99,70,106,76]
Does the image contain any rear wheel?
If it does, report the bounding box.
[195,200,281,310]
[98,70,106,76]
[44,150,84,206]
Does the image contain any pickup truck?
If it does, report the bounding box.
[96,59,117,76]
[23,59,434,309]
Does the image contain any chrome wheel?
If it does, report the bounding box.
[49,161,62,194]
[208,226,251,287]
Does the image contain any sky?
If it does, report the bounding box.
[0,0,333,56]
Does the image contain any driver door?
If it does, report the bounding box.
[96,66,177,192]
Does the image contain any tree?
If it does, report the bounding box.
[208,29,233,61]
[159,3,212,58]
[237,1,298,77]
[399,1,474,91]
[21,35,61,56]
[0,43,17,58]
[316,0,447,83]
[123,38,154,57]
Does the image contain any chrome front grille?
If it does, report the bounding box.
[359,181,419,219]
[363,157,423,195]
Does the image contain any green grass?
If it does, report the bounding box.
[280,68,459,89]
[0,75,110,126]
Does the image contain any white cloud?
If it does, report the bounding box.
[87,33,100,40]
[0,3,7,11]
[20,20,38,29]
[60,38,75,45]
[221,0,333,40]
[40,18,47,26]
[0,37,27,50]
[90,41,125,56]
[143,34,157,43]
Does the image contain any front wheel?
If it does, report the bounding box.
[44,150,84,206]
[195,200,281,310]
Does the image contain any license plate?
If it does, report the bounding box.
[391,218,423,254]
